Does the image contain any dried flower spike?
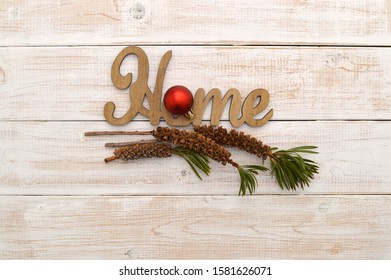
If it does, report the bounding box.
[106,142,173,162]
[194,124,271,160]
[85,128,267,195]
[105,143,211,180]
[152,127,231,165]
[194,125,319,190]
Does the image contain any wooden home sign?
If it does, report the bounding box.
[104,46,273,127]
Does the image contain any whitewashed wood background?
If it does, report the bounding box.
[1,0,390,259]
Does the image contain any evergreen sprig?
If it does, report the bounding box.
[238,165,269,195]
[174,147,211,180]
[269,146,319,190]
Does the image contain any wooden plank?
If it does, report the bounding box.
[1,46,390,121]
[0,121,389,195]
[1,0,390,46]
[1,195,390,259]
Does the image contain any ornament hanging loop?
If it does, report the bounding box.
[184,109,194,120]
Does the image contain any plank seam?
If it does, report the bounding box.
[1,120,391,123]
[1,194,390,197]
[1,44,391,48]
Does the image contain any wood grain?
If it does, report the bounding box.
[1,0,391,260]
[1,195,390,259]
[1,121,389,195]
[1,0,390,46]
[1,46,390,121]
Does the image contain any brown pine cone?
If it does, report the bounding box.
[152,127,232,166]
[113,143,174,161]
[194,125,271,160]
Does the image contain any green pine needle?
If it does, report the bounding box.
[269,146,319,190]
[238,165,269,196]
[174,147,211,180]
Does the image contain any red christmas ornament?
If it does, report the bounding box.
[163,85,194,119]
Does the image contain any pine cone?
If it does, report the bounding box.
[194,125,271,160]
[152,127,232,165]
[113,143,174,161]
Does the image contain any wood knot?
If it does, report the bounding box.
[0,67,5,84]
[129,3,145,19]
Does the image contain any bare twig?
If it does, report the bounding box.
[105,139,158,148]
[85,131,152,136]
